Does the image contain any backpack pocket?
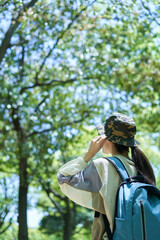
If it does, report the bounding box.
[140,200,146,240]
[113,218,126,240]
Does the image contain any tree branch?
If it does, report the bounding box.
[39,179,65,216]
[35,96,49,112]
[17,37,25,84]
[20,76,97,94]
[47,188,66,201]
[0,0,8,7]
[0,207,9,226]
[8,40,28,48]
[20,78,77,94]
[0,218,12,235]
[0,0,38,64]
[46,192,64,216]
[26,127,56,138]
[26,113,89,138]
[11,107,24,139]
[140,0,160,26]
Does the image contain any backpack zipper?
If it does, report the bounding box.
[140,200,146,240]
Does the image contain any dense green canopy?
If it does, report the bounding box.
[0,0,160,239]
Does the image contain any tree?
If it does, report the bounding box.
[0,1,105,239]
[38,194,92,240]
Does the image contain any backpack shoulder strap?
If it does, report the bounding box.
[105,156,130,181]
[100,157,130,239]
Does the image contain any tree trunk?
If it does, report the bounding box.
[63,199,75,240]
[10,95,30,240]
[18,156,28,240]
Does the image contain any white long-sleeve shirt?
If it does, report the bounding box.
[57,155,137,240]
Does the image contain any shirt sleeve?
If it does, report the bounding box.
[58,156,88,176]
[57,156,105,213]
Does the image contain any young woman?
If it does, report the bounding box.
[57,113,156,240]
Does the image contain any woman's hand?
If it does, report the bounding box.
[83,135,107,163]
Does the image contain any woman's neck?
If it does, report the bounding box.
[107,141,129,159]
[112,149,129,159]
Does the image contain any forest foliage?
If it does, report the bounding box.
[0,0,160,239]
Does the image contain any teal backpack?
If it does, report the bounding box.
[103,157,160,240]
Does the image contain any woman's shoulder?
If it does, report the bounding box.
[93,157,109,165]
[93,157,116,172]
[93,155,137,177]
[93,157,121,183]
[112,154,137,177]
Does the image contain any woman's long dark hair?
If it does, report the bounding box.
[114,143,156,186]
[131,146,156,185]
